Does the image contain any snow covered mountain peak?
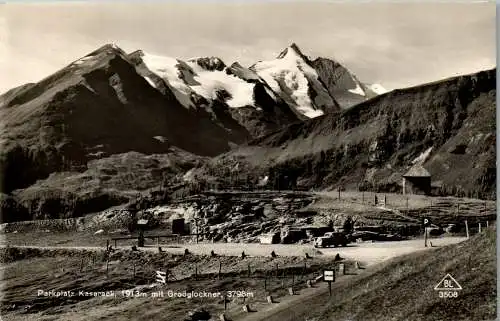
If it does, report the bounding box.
[127,44,386,119]
[277,43,307,60]
[252,44,339,118]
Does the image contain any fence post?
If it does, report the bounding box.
[465,220,469,238]
[106,258,109,277]
[478,222,482,233]
[247,263,251,278]
[275,263,279,279]
[218,261,222,279]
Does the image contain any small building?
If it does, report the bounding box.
[402,165,431,195]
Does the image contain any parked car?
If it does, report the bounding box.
[314,232,348,248]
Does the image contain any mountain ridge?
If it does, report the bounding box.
[197,67,496,199]
[0,43,495,223]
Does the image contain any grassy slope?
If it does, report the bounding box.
[307,227,496,321]
[0,248,340,321]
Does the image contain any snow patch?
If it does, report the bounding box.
[412,147,433,165]
[348,83,366,96]
[153,136,167,143]
[369,83,389,95]
[141,53,195,108]
[183,169,196,182]
[187,61,256,108]
[143,76,157,89]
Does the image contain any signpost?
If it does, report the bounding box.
[422,217,431,247]
[323,269,335,296]
[137,219,148,247]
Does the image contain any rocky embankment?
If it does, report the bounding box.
[0,192,318,242]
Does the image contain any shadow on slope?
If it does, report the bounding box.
[310,228,496,321]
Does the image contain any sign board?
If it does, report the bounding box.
[422,217,431,227]
[323,269,335,282]
[137,219,149,225]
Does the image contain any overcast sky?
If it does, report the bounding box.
[0,1,496,93]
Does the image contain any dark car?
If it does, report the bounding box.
[313,232,348,248]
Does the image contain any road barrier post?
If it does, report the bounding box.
[424,227,428,247]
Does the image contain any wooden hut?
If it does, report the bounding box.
[402,165,431,195]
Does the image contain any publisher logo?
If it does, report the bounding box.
[434,273,462,298]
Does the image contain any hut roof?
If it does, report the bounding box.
[403,164,431,178]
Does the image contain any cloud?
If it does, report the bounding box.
[0,2,495,93]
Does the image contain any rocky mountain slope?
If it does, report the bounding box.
[0,44,249,193]
[1,42,493,223]
[312,57,385,108]
[197,68,496,199]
